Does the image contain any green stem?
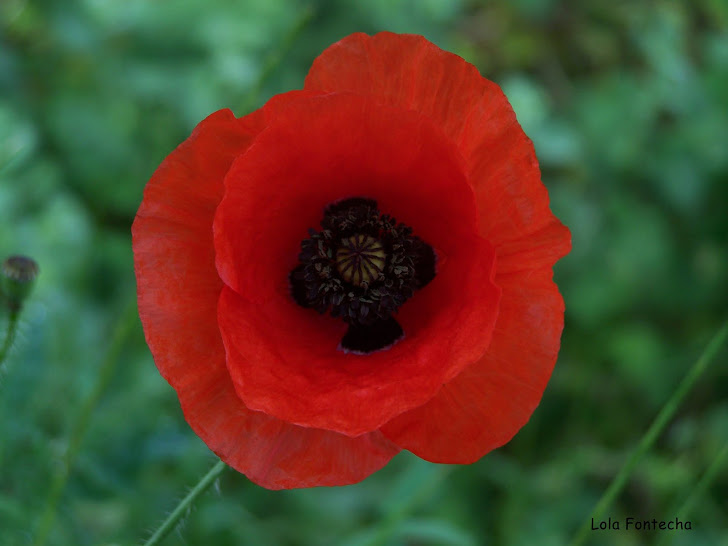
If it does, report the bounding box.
[0,310,20,366]
[570,320,728,546]
[655,440,728,546]
[675,441,728,520]
[143,460,228,546]
[33,299,138,546]
[239,5,315,114]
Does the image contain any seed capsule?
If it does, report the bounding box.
[335,234,387,287]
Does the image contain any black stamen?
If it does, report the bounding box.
[340,317,404,354]
[289,264,311,308]
[290,197,436,353]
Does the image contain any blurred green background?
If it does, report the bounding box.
[1,0,727,544]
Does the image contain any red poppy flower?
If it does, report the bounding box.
[133,32,570,490]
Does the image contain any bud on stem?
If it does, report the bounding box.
[1,255,39,313]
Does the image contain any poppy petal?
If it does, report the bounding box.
[133,109,257,394]
[178,354,400,490]
[213,92,502,437]
[133,108,399,489]
[305,32,491,144]
[459,103,572,268]
[305,31,571,267]
[380,266,564,463]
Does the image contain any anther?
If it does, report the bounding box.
[289,197,436,354]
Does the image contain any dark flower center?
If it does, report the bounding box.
[289,197,436,354]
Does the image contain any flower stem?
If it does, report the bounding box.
[655,440,728,546]
[570,320,728,546]
[143,459,228,546]
[0,309,20,367]
[32,299,138,546]
[675,441,728,520]
[239,4,314,114]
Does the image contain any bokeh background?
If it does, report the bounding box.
[1,0,727,544]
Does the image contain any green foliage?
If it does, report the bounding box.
[1,0,726,544]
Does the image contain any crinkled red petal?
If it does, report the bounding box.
[305,31,571,268]
[213,92,501,437]
[459,102,572,269]
[132,107,399,489]
[305,32,491,145]
[380,265,564,462]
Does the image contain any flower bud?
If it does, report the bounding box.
[1,255,39,312]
